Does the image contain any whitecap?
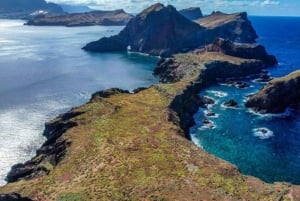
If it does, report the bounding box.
[253,127,274,139]
[198,119,216,130]
[207,90,228,98]
[190,134,203,148]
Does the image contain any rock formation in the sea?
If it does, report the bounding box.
[179,7,203,20]
[25,10,133,26]
[245,70,300,113]
[0,0,63,19]
[223,99,239,108]
[83,3,258,57]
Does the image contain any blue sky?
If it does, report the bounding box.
[48,0,300,16]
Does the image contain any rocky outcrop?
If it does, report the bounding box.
[196,38,277,66]
[25,10,133,26]
[179,7,203,20]
[223,99,239,108]
[154,52,264,83]
[245,70,300,113]
[6,110,83,182]
[83,4,258,57]
[0,193,32,201]
[83,3,205,57]
[0,0,63,19]
[196,11,257,43]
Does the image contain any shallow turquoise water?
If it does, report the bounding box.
[191,16,300,184]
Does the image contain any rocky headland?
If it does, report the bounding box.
[246,70,300,114]
[83,3,258,57]
[179,7,203,20]
[0,0,63,19]
[1,3,300,201]
[25,10,133,27]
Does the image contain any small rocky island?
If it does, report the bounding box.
[1,3,300,201]
[25,10,133,26]
[246,70,300,113]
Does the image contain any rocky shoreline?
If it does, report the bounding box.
[1,3,300,200]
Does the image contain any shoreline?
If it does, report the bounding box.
[1,51,299,200]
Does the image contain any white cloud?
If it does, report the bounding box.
[261,0,280,6]
[47,0,281,14]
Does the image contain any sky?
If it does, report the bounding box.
[48,0,300,16]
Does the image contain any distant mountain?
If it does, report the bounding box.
[0,0,63,19]
[25,10,133,27]
[59,4,94,13]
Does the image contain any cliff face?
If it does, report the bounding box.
[0,0,63,19]
[245,70,300,113]
[179,7,203,20]
[197,38,277,66]
[196,11,257,43]
[83,3,205,57]
[83,4,258,57]
[25,10,133,27]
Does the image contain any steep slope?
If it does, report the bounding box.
[83,3,204,57]
[179,7,203,20]
[246,70,300,113]
[196,11,257,43]
[83,4,258,57]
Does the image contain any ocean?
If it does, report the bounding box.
[0,20,158,185]
[0,16,299,186]
[191,16,300,184]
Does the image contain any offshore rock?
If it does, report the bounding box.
[245,70,300,113]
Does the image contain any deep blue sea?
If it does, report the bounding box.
[191,16,300,184]
[0,20,158,185]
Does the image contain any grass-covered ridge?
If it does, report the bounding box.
[1,53,299,200]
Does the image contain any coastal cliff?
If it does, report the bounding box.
[25,10,133,27]
[246,70,300,113]
[1,3,300,200]
[1,50,300,200]
[83,4,258,57]
[179,7,203,20]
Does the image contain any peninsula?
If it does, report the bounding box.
[25,10,133,27]
[0,3,299,201]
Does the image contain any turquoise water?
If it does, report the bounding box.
[0,20,158,185]
[191,16,300,184]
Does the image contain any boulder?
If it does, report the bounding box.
[223,99,239,108]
